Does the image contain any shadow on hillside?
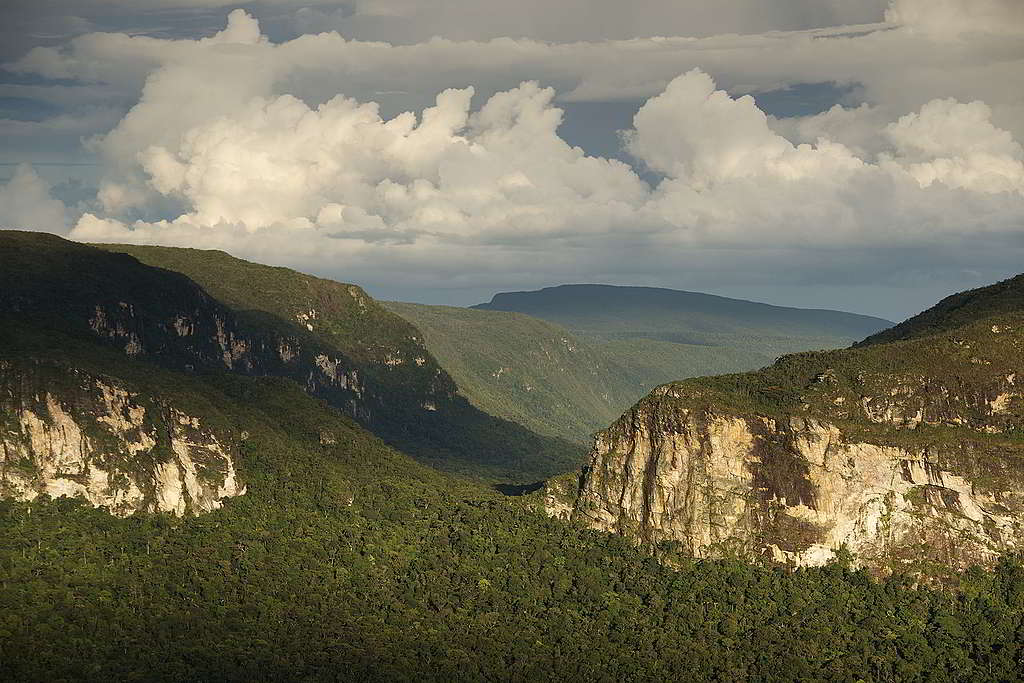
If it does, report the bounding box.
[492,481,546,496]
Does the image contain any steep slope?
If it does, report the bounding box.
[476,283,892,357]
[384,302,631,441]
[0,232,580,481]
[385,301,768,443]
[0,321,249,515]
[857,272,1024,347]
[547,278,1024,577]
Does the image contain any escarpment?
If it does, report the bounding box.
[547,297,1024,575]
[1,231,581,492]
[1,360,244,516]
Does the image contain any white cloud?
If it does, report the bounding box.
[884,99,1024,194]
[2,3,1020,314]
[0,165,71,233]
[90,80,647,239]
[66,66,1024,286]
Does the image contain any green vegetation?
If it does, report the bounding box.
[3,330,1024,681]
[598,336,769,396]
[412,283,891,442]
[384,302,632,441]
[386,302,786,443]
[0,231,584,483]
[859,273,1024,346]
[102,244,437,383]
[4,233,1024,680]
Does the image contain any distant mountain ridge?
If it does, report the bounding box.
[387,301,775,443]
[475,284,892,352]
[386,285,890,444]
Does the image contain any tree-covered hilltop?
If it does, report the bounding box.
[3,324,1024,681]
[857,273,1024,347]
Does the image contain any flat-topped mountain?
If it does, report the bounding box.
[475,284,892,355]
[546,275,1024,577]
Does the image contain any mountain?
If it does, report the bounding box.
[385,285,890,444]
[0,232,581,483]
[546,275,1024,577]
[856,273,1024,346]
[3,231,1024,679]
[386,301,768,443]
[475,283,893,357]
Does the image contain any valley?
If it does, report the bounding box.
[1,231,1023,680]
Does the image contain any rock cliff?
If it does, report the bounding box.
[547,300,1024,574]
[1,360,244,516]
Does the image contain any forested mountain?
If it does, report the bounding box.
[385,301,765,443]
[857,273,1024,346]
[382,286,890,443]
[2,231,1024,681]
[91,240,581,482]
[548,274,1024,577]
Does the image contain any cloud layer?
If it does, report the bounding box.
[1,2,1022,317]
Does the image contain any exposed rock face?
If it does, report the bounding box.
[547,319,1024,574]
[1,233,455,436]
[1,363,244,516]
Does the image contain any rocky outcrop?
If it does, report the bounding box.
[1,362,244,516]
[547,317,1024,574]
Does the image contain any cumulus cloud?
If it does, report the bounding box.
[83,80,648,238]
[885,99,1024,194]
[0,165,71,233]
[3,3,1022,316]
[67,64,1024,287]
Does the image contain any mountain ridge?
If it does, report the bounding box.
[479,283,891,323]
[0,231,582,482]
[473,283,892,356]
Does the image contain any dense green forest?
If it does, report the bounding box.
[3,365,1024,681]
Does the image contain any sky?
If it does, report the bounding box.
[0,0,1022,320]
